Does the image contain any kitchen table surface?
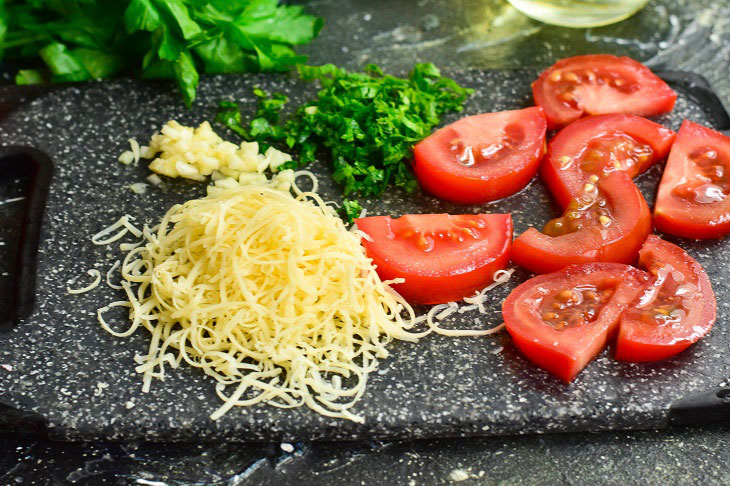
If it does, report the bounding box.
[2,0,730,484]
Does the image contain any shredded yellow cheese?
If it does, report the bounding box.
[105,185,433,422]
[67,269,102,294]
[91,215,142,245]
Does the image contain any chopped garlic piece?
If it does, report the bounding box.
[118,151,134,165]
[129,183,148,194]
[134,120,292,183]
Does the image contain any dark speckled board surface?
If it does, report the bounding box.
[0,70,729,442]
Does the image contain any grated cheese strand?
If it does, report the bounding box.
[67,269,102,294]
[105,260,123,290]
[424,268,514,337]
[91,215,142,245]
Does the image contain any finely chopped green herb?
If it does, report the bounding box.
[0,0,322,106]
[216,63,473,198]
[339,199,363,224]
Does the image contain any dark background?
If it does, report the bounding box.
[2,0,730,484]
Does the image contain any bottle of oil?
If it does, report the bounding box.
[506,0,650,28]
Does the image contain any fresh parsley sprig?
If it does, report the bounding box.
[0,0,322,106]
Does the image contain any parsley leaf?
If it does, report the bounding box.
[217,63,473,197]
[339,199,363,224]
[1,0,322,106]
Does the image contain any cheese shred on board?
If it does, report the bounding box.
[104,184,435,422]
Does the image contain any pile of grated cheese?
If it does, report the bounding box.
[100,185,424,422]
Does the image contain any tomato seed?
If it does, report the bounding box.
[558,289,575,301]
[564,71,579,82]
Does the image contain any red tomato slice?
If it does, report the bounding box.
[654,120,730,239]
[541,114,676,209]
[512,172,652,274]
[412,107,547,204]
[533,55,677,130]
[614,235,716,362]
[503,263,649,381]
[355,213,512,304]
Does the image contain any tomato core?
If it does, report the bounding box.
[540,284,616,331]
[570,133,653,177]
[542,183,613,236]
[393,214,487,253]
[447,123,525,168]
[549,68,641,113]
[671,146,729,204]
[623,262,695,328]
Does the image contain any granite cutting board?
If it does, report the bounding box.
[1,70,729,442]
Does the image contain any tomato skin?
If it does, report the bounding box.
[541,114,676,210]
[355,213,512,304]
[614,235,716,362]
[654,120,730,239]
[533,55,677,130]
[503,263,649,381]
[413,107,547,204]
[511,172,652,274]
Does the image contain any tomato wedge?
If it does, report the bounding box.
[654,120,730,239]
[532,55,677,130]
[503,263,649,381]
[355,213,512,304]
[614,235,716,362]
[412,107,547,204]
[541,114,675,209]
[512,172,652,274]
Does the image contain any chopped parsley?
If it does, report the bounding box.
[216,63,473,198]
[339,199,363,224]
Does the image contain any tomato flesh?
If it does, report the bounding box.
[541,114,675,209]
[654,120,730,239]
[503,263,649,381]
[413,107,547,204]
[512,172,652,274]
[355,213,512,304]
[532,55,677,130]
[614,235,716,362]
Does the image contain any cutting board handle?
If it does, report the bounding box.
[0,147,54,333]
[670,387,730,426]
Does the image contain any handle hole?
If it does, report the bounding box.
[716,389,730,400]
[0,169,31,326]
